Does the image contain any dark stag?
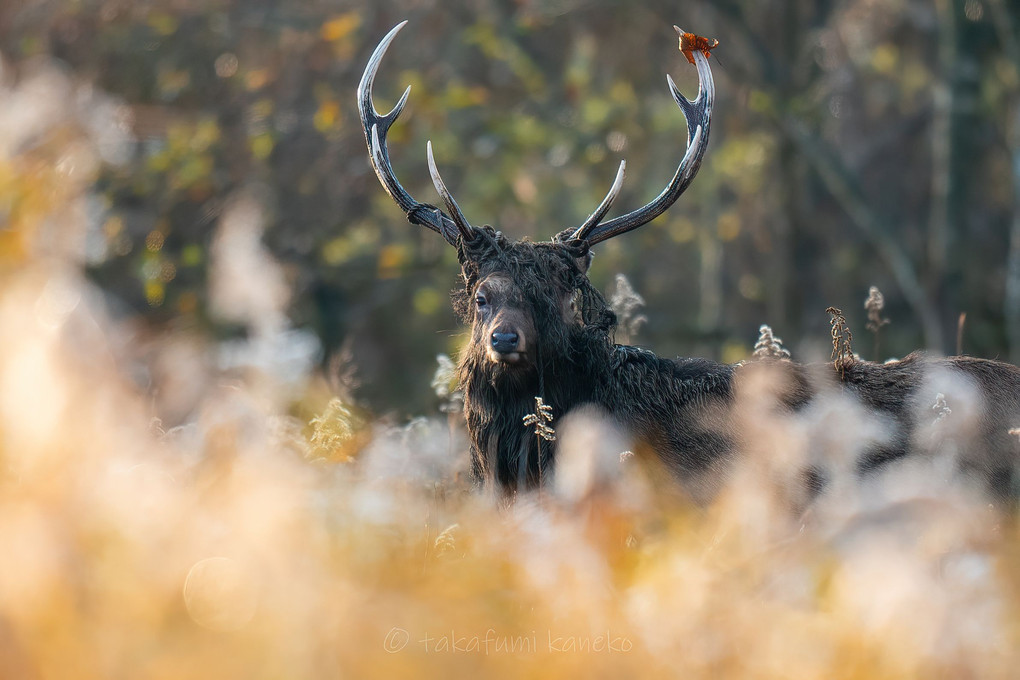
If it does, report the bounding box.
[359,21,1020,504]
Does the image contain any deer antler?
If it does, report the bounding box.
[360,21,713,248]
[571,160,626,242]
[567,27,715,245]
[358,21,473,244]
[426,141,474,237]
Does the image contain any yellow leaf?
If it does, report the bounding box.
[377,244,409,278]
[144,280,165,306]
[320,13,361,43]
[717,212,741,241]
[314,101,341,132]
[148,12,178,36]
[250,133,275,161]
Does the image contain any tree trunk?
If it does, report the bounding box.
[931,0,981,354]
[988,0,1020,362]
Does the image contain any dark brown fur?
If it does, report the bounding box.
[454,227,1020,504]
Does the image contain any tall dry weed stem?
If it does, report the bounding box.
[864,286,890,360]
[827,307,856,375]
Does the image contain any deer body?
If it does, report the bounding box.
[359,21,1020,502]
[460,307,736,494]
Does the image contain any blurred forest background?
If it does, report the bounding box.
[2,0,1020,417]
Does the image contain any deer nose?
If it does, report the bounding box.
[491,331,519,354]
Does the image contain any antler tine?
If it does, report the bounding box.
[575,47,714,246]
[426,141,474,241]
[570,160,626,242]
[358,21,464,245]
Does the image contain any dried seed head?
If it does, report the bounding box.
[433,523,460,556]
[752,324,791,361]
[308,398,357,461]
[933,393,952,425]
[523,396,556,441]
[826,307,855,373]
[609,274,647,343]
[864,286,890,333]
[431,353,456,399]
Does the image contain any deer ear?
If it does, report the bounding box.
[577,249,594,273]
[553,232,594,273]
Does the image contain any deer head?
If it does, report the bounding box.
[358,21,714,374]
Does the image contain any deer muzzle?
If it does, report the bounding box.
[487,328,525,364]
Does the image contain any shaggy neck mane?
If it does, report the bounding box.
[454,227,618,489]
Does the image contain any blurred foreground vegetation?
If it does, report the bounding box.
[3,2,1020,678]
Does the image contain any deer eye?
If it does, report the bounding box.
[475,294,487,307]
